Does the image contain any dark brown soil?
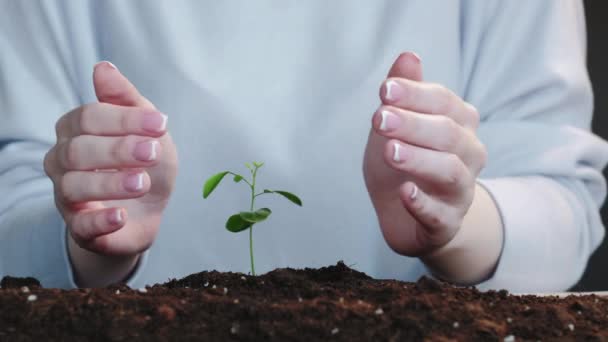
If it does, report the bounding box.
[1,262,608,341]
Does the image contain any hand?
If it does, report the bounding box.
[43,62,178,283]
[363,52,487,256]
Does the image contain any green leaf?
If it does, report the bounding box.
[203,171,229,198]
[226,214,253,233]
[233,174,244,183]
[239,208,272,223]
[245,162,253,171]
[263,190,303,206]
[253,161,264,168]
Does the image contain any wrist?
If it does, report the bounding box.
[420,182,504,285]
[67,233,141,287]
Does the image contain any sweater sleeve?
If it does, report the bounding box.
[0,2,148,289]
[460,0,608,292]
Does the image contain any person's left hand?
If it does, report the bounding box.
[363,52,487,257]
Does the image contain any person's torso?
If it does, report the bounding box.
[66,1,469,285]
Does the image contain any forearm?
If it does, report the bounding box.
[420,182,503,285]
[67,234,140,288]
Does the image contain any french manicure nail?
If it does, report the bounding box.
[107,209,123,225]
[384,80,402,102]
[379,110,400,131]
[411,52,421,63]
[95,61,118,70]
[142,112,168,133]
[133,140,159,161]
[410,184,418,200]
[393,143,402,162]
[124,173,144,192]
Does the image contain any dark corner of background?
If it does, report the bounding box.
[571,0,607,291]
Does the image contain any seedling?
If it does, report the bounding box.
[203,162,302,276]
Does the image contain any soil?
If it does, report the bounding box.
[1,262,608,341]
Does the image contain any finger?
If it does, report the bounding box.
[57,135,161,171]
[84,220,152,257]
[379,78,475,128]
[372,105,470,156]
[60,170,150,204]
[387,52,423,82]
[385,140,472,192]
[399,182,462,237]
[93,61,156,109]
[55,103,167,139]
[68,207,126,242]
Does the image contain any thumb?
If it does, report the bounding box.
[93,61,156,109]
[387,52,423,82]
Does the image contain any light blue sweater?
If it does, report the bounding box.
[1,0,607,292]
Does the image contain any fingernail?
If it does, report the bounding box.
[379,110,400,131]
[411,52,421,63]
[142,112,168,133]
[393,142,404,162]
[123,173,145,192]
[410,184,418,200]
[107,209,123,225]
[383,80,403,102]
[95,61,118,70]
[133,140,159,161]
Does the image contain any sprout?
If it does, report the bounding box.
[203,162,302,275]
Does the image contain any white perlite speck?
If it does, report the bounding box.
[331,328,340,335]
[375,308,384,315]
[568,323,574,331]
[241,276,246,281]
[230,323,239,334]
[507,317,513,323]
[233,299,239,304]
[339,297,344,303]
[298,297,303,303]
[21,286,29,293]
[577,311,582,315]
[503,335,515,342]
[524,305,530,311]
[212,285,217,289]
[453,322,459,328]
[27,294,37,302]
[204,282,209,287]
[115,290,120,295]
[138,288,147,293]
[223,287,228,295]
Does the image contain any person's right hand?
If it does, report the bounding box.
[44,62,178,272]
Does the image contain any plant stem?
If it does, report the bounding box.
[249,166,259,276]
[249,223,255,276]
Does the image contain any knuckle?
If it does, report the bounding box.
[120,108,130,132]
[101,173,120,195]
[54,118,63,139]
[437,117,460,151]
[78,104,95,134]
[59,173,76,203]
[467,103,480,127]
[445,154,465,186]
[111,136,129,163]
[63,139,80,170]
[433,84,456,113]
[43,148,56,176]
